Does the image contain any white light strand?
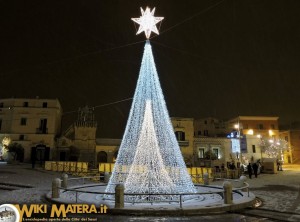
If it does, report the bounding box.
[124,100,175,201]
[259,138,289,158]
[105,41,196,201]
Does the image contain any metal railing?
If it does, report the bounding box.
[57,176,250,208]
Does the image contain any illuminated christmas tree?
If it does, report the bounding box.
[124,100,175,201]
[105,7,196,201]
[259,138,289,158]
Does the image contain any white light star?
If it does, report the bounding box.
[131,7,164,39]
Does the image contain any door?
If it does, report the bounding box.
[60,152,66,161]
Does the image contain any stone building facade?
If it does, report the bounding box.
[56,106,97,165]
[0,98,62,162]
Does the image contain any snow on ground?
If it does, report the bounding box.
[0,163,95,204]
[0,162,300,215]
[211,164,300,213]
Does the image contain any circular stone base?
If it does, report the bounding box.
[46,184,255,215]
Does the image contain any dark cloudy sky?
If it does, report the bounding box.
[1,0,299,137]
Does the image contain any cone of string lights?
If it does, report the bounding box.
[105,7,196,202]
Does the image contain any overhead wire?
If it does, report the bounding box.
[150,0,227,40]
[0,0,228,123]
[1,0,226,76]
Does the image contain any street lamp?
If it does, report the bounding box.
[1,136,11,160]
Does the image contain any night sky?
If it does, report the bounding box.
[1,0,300,138]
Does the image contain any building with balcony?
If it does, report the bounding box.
[194,117,227,137]
[193,137,232,168]
[94,117,195,166]
[171,117,194,166]
[0,98,62,162]
[227,116,283,162]
[194,116,293,165]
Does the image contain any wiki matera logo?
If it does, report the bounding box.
[0,205,19,222]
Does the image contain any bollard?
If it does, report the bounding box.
[62,173,68,188]
[52,178,61,198]
[239,175,247,191]
[223,181,233,204]
[203,172,209,185]
[115,184,124,209]
[104,172,111,183]
[239,175,247,185]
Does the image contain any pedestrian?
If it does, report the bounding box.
[247,163,253,179]
[277,159,280,171]
[229,162,236,170]
[252,162,258,178]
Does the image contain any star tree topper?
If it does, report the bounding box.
[131,7,164,39]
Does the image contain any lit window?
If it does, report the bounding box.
[212,148,219,159]
[247,129,254,135]
[269,130,274,136]
[198,148,205,158]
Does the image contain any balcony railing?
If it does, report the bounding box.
[178,140,189,147]
[36,128,48,134]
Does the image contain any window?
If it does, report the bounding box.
[252,145,256,153]
[38,118,48,134]
[0,103,3,108]
[258,124,264,129]
[42,102,48,108]
[20,118,27,126]
[204,130,208,136]
[23,102,28,107]
[198,148,205,158]
[212,148,219,159]
[175,131,185,141]
[19,135,24,140]
[198,131,201,135]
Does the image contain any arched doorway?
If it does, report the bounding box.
[97,151,107,163]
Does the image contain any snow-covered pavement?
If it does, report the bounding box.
[0,162,300,220]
